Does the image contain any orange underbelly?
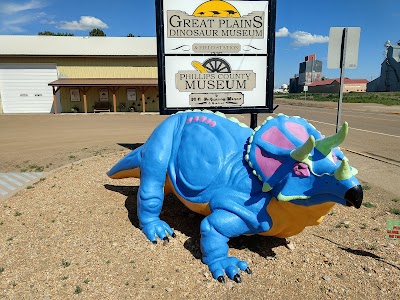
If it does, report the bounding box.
[165,176,211,216]
[259,197,335,238]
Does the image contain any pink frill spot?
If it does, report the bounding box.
[255,147,282,178]
[261,126,295,150]
[200,116,207,122]
[193,116,200,122]
[186,117,193,124]
[285,122,309,142]
[332,152,338,163]
[205,119,212,124]
[209,121,217,127]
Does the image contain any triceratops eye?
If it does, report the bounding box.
[293,162,310,177]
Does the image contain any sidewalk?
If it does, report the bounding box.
[0,172,46,200]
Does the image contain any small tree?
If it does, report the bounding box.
[127,33,135,37]
[38,31,74,36]
[89,28,106,36]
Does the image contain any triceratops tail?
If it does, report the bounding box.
[106,146,143,179]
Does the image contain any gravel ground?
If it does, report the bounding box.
[0,152,399,299]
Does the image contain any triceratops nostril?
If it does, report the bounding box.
[345,185,363,208]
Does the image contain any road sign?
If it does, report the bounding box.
[327,27,360,69]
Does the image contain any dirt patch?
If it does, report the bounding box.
[0,153,399,299]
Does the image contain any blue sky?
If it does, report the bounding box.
[0,0,398,87]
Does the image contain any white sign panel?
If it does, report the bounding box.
[165,55,267,108]
[127,89,137,101]
[327,27,360,69]
[99,89,109,101]
[163,0,269,55]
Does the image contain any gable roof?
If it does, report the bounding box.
[0,35,157,57]
[308,78,369,86]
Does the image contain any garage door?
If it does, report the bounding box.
[0,64,58,113]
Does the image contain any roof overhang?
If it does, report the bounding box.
[48,78,158,87]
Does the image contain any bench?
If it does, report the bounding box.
[93,101,111,113]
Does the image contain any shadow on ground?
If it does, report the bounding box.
[104,184,287,260]
[117,143,143,150]
[314,234,400,271]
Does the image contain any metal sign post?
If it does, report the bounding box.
[327,27,360,132]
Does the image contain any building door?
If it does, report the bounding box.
[0,64,58,113]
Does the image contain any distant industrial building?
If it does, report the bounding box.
[308,78,368,93]
[367,40,400,92]
[289,54,322,93]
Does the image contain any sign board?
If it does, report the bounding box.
[156,0,276,114]
[327,27,360,69]
[99,89,109,101]
[127,89,137,101]
[303,85,308,92]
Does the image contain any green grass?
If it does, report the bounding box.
[362,202,377,208]
[62,259,71,268]
[275,92,400,106]
[389,208,400,215]
[74,285,82,294]
[0,267,4,273]
[335,221,350,228]
[363,184,371,191]
[28,164,44,172]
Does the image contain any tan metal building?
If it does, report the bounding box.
[307,78,368,93]
[0,35,159,114]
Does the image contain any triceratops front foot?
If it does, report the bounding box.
[200,211,253,283]
[141,219,175,244]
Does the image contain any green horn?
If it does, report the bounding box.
[316,122,348,156]
[290,136,315,162]
[334,158,353,180]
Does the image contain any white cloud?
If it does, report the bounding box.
[276,27,329,47]
[291,31,329,46]
[58,16,108,31]
[0,0,45,14]
[0,1,48,33]
[276,27,289,37]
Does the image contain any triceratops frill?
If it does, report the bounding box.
[107,111,363,283]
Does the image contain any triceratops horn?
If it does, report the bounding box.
[290,135,315,162]
[316,122,348,155]
[334,158,353,180]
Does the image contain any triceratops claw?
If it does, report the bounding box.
[233,274,242,283]
[217,276,225,283]
[245,267,252,274]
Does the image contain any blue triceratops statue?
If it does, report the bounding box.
[107,111,363,283]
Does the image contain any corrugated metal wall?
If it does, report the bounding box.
[0,57,158,78]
